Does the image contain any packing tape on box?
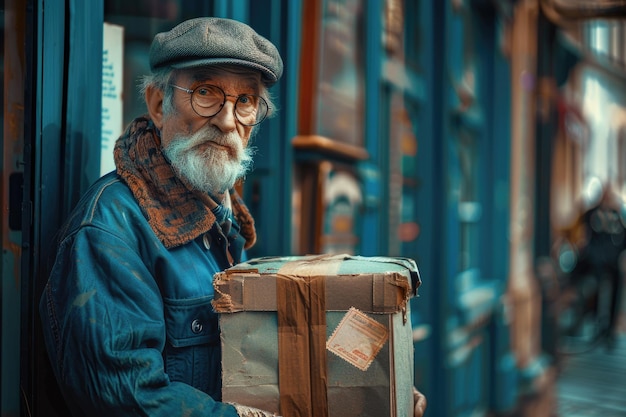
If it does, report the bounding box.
[274,254,343,417]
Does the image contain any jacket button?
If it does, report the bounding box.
[203,233,211,250]
[191,319,203,334]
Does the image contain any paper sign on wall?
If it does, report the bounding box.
[101,22,124,176]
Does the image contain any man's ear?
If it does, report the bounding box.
[145,86,164,129]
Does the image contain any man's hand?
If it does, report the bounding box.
[231,403,277,416]
[413,387,427,417]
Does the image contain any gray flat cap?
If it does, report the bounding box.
[149,17,283,85]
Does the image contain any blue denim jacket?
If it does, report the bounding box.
[40,172,240,417]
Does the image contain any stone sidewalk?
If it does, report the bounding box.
[556,334,626,417]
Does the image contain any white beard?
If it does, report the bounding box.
[163,126,254,194]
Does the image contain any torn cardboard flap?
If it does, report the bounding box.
[213,254,417,314]
[216,254,420,288]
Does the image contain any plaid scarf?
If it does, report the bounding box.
[113,115,256,250]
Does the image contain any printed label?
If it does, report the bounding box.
[326,307,389,371]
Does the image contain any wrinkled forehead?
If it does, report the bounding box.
[174,65,263,91]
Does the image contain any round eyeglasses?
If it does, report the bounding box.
[170,84,269,126]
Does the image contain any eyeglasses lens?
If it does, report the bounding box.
[192,85,225,117]
[191,85,268,126]
[236,95,268,126]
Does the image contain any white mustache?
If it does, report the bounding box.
[183,127,243,158]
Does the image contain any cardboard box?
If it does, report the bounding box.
[213,254,421,417]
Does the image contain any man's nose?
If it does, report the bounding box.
[210,100,237,132]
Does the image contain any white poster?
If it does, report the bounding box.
[101,22,124,176]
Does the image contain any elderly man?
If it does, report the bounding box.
[39,17,426,417]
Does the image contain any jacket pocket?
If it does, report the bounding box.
[162,296,220,347]
[162,296,222,396]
